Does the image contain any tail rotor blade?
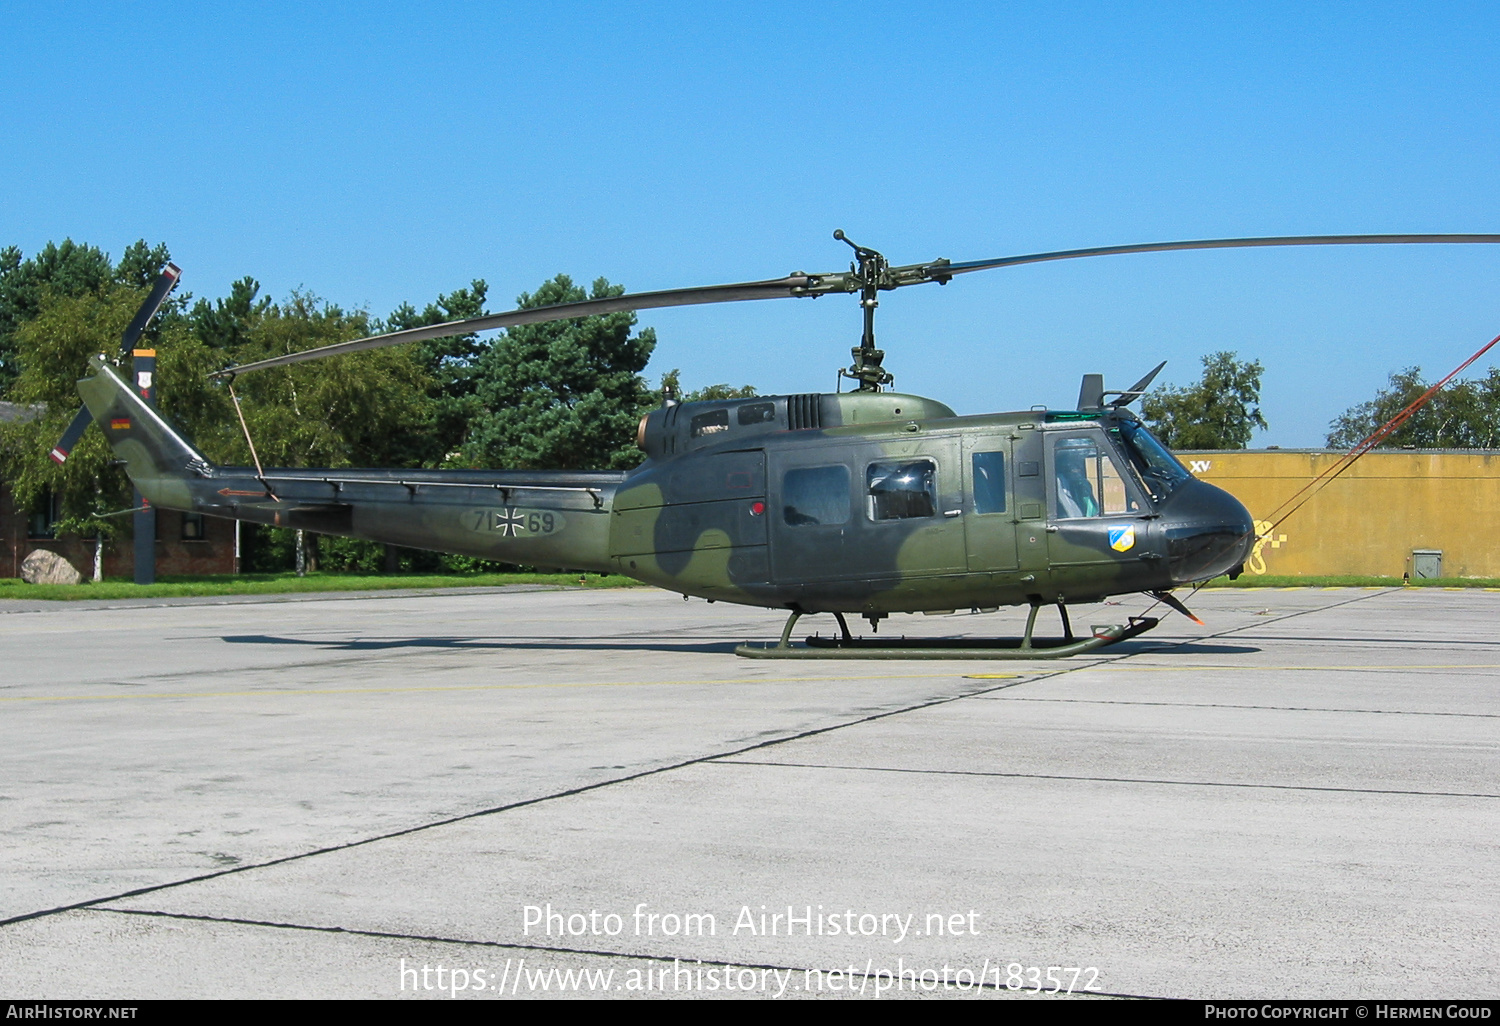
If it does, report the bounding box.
[118,263,182,357]
[52,263,181,464]
[50,406,94,464]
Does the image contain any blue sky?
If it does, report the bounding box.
[4,2,1499,446]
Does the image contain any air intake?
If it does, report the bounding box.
[787,394,823,431]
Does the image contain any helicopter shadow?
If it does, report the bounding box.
[220,634,744,655]
[220,634,1259,658]
[1104,640,1263,656]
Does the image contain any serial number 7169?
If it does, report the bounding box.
[465,507,565,538]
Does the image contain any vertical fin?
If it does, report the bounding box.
[77,356,213,509]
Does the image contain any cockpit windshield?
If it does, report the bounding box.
[1115,419,1192,501]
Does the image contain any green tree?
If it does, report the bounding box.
[0,238,185,395]
[197,289,444,575]
[190,276,272,350]
[1326,367,1500,449]
[464,275,656,470]
[0,240,116,393]
[655,367,757,404]
[211,291,438,470]
[114,240,176,294]
[1140,351,1267,449]
[383,279,488,462]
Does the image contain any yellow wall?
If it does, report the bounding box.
[1184,450,1500,578]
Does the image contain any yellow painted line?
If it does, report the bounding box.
[1089,664,1500,673]
[962,674,1023,680]
[0,672,970,704]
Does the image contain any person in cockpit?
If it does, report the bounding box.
[1055,442,1100,518]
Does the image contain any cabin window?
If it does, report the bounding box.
[738,402,776,426]
[971,451,1006,514]
[866,460,936,521]
[1052,436,1136,519]
[690,409,729,437]
[782,465,849,526]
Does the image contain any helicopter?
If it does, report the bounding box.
[68,231,1500,658]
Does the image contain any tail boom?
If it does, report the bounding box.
[77,357,622,571]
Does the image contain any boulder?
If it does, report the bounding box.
[20,549,82,586]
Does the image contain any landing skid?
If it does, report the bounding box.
[734,605,1159,660]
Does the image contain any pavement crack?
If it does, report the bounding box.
[977,697,1500,718]
[0,674,1031,930]
[85,909,1145,998]
[709,759,1500,800]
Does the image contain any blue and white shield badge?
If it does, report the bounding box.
[1109,525,1136,552]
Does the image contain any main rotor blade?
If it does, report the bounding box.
[209,233,1500,379]
[211,275,820,378]
[1108,360,1169,408]
[937,234,1500,277]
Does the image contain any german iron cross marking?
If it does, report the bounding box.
[495,508,525,536]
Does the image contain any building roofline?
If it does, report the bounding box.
[0,401,42,425]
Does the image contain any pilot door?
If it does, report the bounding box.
[1043,429,1155,579]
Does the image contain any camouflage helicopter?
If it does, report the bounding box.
[69,231,1500,658]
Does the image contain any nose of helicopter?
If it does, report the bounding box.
[1159,479,1256,584]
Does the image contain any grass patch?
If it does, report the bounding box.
[1201,575,1500,589]
[0,571,643,602]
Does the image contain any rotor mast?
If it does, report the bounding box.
[835,230,894,391]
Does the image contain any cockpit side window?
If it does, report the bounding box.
[1051,435,1139,519]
